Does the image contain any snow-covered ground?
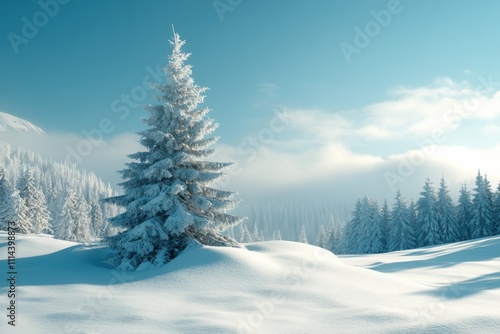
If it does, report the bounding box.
[0,232,499,333]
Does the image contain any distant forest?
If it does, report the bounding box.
[1,141,498,255]
[233,172,500,255]
[0,142,121,241]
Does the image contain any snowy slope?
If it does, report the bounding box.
[0,111,44,134]
[0,233,499,333]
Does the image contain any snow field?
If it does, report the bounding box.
[1,232,499,333]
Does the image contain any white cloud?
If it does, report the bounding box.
[482,124,500,135]
[2,77,498,205]
[281,77,500,142]
[214,139,500,205]
[213,77,500,202]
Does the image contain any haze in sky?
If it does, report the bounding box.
[1,0,500,203]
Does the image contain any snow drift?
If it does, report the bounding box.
[0,233,499,333]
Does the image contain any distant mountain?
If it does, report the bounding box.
[0,111,45,134]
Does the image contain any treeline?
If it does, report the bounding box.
[233,198,348,242]
[231,171,500,255]
[0,142,121,242]
[332,171,499,254]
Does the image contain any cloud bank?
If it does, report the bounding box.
[2,77,499,206]
[213,77,500,204]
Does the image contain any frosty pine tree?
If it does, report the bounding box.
[105,30,243,271]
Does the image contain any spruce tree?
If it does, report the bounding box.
[239,223,252,243]
[325,223,343,254]
[74,192,92,242]
[388,190,415,251]
[89,195,105,238]
[348,195,383,254]
[484,175,494,210]
[456,184,472,240]
[252,223,263,242]
[6,189,31,234]
[470,171,494,239]
[105,31,243,270]
[380,200,390,252]
[342,198,362,254]
[493,182,500,235]
[17,170,51,234]
[408,199,418,239]
[54,189,78,241]
[365,198,384,253]
[417,177,441,247]
[0,170,28,232]
[299,225,308,244]
[0,169,12,231]
[436,177,459,243]
[316,224,327,248]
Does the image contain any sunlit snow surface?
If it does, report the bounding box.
[0,232,499,333]
[0,112,44,134]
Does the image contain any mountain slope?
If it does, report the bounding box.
[0,111,44,134]
[0,233,499,333]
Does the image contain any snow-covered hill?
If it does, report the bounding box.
[0,233,499,333]
[0,111,44,134]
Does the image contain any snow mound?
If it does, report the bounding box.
[1,233,499,333]
[0,111,45,134]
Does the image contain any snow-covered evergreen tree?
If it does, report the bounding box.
[73,192,92,242]
[54,189,78,241]
[252,223,263,242]
[16,169,29,197]
[364,197,384,254]
[17,170,51,234]
[272,229,282,240]
[343,195,383,254]
[470,171,494,239]
[316,224,327,248]
[0,141,121,237]
[299,225,308,244]
[325,223,343,254]
[416,177,441,247]
[342,198,362,254]
[484,175,494,211]
[0,168,12,230]
[89,194,105,238]
[380,200,390,253]
[436,177,459,243]
[238,223,252,243]
[493,182,500,235]
[456,184,472,240]
[388,190,415,251]
[104,31,243,270]
[408,199,418,239]
[2,188,31,234]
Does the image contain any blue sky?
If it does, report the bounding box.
[1,0,500,200]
